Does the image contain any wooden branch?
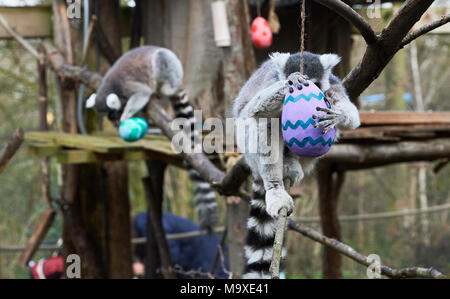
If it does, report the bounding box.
[213,156,251,196]
[95,21,120,65]
[325,138,450,166]
[313,0,377,44]
[44,43,103,89]
[146,99,251,198]
[270,207,288,279]
[0,128,24,174]
[400,14,450,48]
[18,209,56,268]
[287,219,445,279]
[343,0,436,100]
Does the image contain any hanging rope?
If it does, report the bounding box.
[256,0,262,17]
[270,0,307,279]
[300,0,306,75]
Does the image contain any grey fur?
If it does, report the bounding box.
[87,46,218,231]
[233,51,360,278]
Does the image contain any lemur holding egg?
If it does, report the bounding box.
[86,46,218,230]
[233,51,360,279]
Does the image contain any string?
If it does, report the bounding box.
[256,0,261,17]
[300,0,306,75]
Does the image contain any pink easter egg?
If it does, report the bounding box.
[251,17,273,49]
[281,81,336,157]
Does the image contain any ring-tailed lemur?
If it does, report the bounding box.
[233,51,360,279]
[86,46,218,230]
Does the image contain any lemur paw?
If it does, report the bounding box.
[312,105,347,134]
[284,159,304,187]
[286,72,309,92]
[266,187,294,218]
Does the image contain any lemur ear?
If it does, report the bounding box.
[320,54,341,70]
[86,93,96,109]
[106,93,121,110]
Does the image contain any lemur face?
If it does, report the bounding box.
[284,52,341,91]
[85,92,123,125]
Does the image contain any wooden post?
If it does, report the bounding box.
[317,162,346,278]
[143,160,175,279]
[226,196,249,278]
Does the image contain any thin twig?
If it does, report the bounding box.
[270,207,288,279]
[400,14,450,49]
[287,219,445,279]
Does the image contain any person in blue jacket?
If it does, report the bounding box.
[133,212,229,279]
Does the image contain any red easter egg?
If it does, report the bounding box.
[251,17,273,49]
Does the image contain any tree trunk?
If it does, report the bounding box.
[141,0,255,275]
[143,160,175,279]
[318,163,345,279]
[310,2,352,279]
[58,0,132,278]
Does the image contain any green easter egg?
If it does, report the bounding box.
[119,117,148,142]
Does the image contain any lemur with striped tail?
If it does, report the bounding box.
[86,46,218,230]
[233,52,360,279]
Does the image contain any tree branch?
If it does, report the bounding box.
[270,207,288,279]
[400,14,450,48]
[0,128,24,174]
[313,0,377,44]
[325,138,450,166]
[343,0,436,100]
[287,219,445,279]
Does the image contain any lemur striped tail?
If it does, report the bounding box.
[169,90,218,230]
[243,184,287,279]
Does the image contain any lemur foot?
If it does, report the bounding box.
[284,158,304,188]
[312,105,347,134]
[286,72,309,92]
[266,187,294,218]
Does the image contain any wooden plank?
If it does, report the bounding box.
[26,132,142,153]
[0,5,132,39]
[360,112,450,126]
[0,6,51,38]
[28,144,60,158]
[340,124,450,140]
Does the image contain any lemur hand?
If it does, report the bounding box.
[312,98,347,134]
[286,72,309,92]
[266,187,294,218]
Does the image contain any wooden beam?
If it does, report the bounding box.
[0,6,51,38]
[326,138,450,165]
[0,5,132,40]
[360,112,450,126]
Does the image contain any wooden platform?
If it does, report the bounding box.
[25,112,450,165]
[26,131,186,166]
